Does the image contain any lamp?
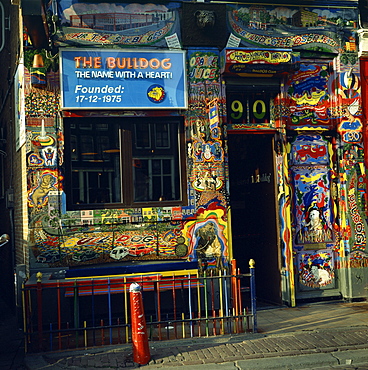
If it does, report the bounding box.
[0,234,9,247]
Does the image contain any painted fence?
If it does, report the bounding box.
[22,261,257,353]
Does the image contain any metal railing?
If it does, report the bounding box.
[22,260,256,353]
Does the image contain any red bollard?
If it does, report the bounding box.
[129,282,150,365]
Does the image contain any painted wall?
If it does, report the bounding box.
[283,57,366,294]
[20,0,368,301]
[25,2,230,272]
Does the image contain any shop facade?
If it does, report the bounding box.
[15,0,368,314]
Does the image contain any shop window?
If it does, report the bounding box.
[64,117,186,209]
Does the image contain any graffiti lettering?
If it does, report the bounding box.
[63,24,172,45]
[188,68,217,80]
[115,235,154,244]
[189,55,218,67]
[229,19,338,50]
[348,192,366,249]
[228,50,291,64]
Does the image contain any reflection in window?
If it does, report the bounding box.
[65,117,184,208]
[69,122,121,205]
[132,122,179,202]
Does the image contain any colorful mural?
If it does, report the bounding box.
[18,0,368,303]
[186,48,227,212]
[184,48,229,272]
[340,145,368,256]
[31,219,189,266]
[183,208,229,273]
[335,60,367,266]
[285,63,332,130]
[227,4,358,54]
[23,44,230,273]
[276,141,295,304]
[52,1,182,48]
[298,250,334,289]
[335,66,362,144]
[291,134,334,245]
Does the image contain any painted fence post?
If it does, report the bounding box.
[36,271,43,351]
[129,282,150,365]
[249,259,257,333]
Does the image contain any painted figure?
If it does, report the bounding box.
[305,209,323,243]
[310,265,332,285]
[43,147,56,166]
[31,174,54,207]
[299,251,334,288]
[195,221,223,270]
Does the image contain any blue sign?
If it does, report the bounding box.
[60,49,187,109]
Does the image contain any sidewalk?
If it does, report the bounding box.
[22,300,368,369]
[0,297,25,370]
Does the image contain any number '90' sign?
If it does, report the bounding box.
[227,91,272,124]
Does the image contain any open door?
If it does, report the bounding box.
[228,133,282,305]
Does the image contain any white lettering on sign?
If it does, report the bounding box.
[145,71,173,79]
[74,85,124,94]
[91,70,114,78]
[75,70,173,80]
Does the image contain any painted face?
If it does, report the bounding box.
[309,210,319,220]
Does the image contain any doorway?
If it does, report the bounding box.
[228,133,281,305]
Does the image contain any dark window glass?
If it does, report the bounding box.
[64,117,185,209]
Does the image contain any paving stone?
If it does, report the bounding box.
[239,342,258,353]
[88,357,96,367]
[221,356,238,362]
[175,354,185,361]
[182,360,204,365]
[329,336,346,345]
[199,347,213,359]
[226,342,242,354]
[165,355,176,362]
[215,345,236,358]
[189,350,203,361]
[203,357,223,363]
[320,346,339,353]
[271,350,303,357]
[243,353,265,359]
[80,356,89,366]
[16,303,368,369]
[70,356,81,366]
[109,356,118,367]
[177,351,191,361]
[259,338,284,352]
[160,362,182,367]
[299,348,321,354]
[207,345,223,358]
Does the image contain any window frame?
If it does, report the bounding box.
[64,116,187,210]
